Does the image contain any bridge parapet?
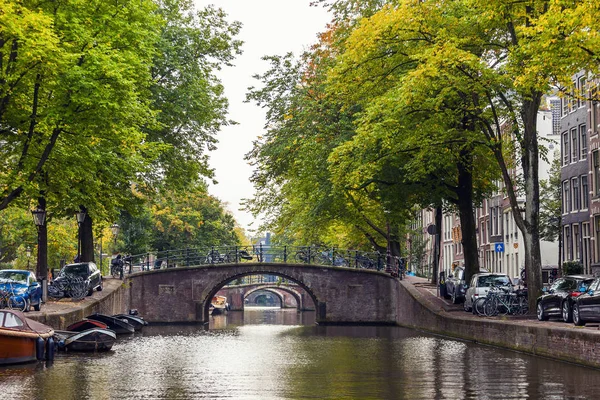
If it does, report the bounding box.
[123,245,404,278]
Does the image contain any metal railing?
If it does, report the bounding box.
[118,245,404,278]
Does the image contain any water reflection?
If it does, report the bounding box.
[1,309,599,399]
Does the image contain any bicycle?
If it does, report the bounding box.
[482,285,528,317]
[0,281,28,311]
[48,274,88,301]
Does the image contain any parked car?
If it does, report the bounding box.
[53,262,103,296]
[445,267,488,304]
[0,269,42,312]
[463,273,512,313]
[573,278,600,326]
[536,275,594,322]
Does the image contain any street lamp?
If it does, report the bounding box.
[111,223,120,245]
[31,207,47,302]
[26,245,31,271]
[76,209,86,261]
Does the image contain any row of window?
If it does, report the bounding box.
[562,124,587,166]
[562,174,589,214]
[561,76,587,117]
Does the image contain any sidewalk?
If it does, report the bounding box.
[26,278,124,325]
[401,274,600,331]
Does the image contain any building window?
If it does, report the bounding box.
[571,127,578,163]
[563,180,571,213]
[572,177,580,211]
[578,76,587,108]
[595,151,600,196]
[563,131,570,165]
[565,225,572,261]
[574,224,580,261]
[562,96,569,116]
[580,124,587,160]
[582,175,589,209]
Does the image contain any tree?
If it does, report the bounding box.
[0,0,160,213]
[324,0,600,308]
[144,0,243,192]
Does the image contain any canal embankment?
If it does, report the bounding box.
[26,278,128,329]
[398,276,600,369]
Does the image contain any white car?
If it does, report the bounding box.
[463,273,513,313]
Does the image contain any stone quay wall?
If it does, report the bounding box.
[396,280,600,369]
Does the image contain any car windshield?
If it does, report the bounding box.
[0,271,27,284]
[478,275,511,287]
[61,264,89,277]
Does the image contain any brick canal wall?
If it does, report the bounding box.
[397,280,600,369]
[28,279,129,330]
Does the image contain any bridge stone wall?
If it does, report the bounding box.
[217,284,313,310]
[127,263,399,325]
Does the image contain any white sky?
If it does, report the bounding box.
[196,1,332,236]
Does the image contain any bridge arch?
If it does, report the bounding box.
[127,262,400,325]
[245,289,285,307]
[202,270,319,321]
[241,285,305,309]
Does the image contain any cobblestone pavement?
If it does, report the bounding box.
[402,274,600,334]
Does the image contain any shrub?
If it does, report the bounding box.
[562,261,583,275]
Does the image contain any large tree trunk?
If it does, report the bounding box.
[456,151,480,286]
[80,207,95,262]
[521,97,543,310]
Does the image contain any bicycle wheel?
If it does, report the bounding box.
[483,297,498,316]
[47,284,64,300]
[474,297,487,316]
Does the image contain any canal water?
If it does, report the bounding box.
[1,308,599,399]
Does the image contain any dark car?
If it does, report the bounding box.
[573,278,600,326]
[536,275,594,322]
[53,262,103,296]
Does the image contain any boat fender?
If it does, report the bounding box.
[36,337,45,360]
[58,339,65,349]
[46,337,55,361]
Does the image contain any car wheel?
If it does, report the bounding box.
[561,301,572,323]
[537,302,549,321]
[97,278,103,292]
[573,304,585,326]
[463,299,471,312]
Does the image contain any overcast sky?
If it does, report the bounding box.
[196,1,332,236]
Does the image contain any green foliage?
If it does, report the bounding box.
[562,261,583,276]
[539,151,561,242]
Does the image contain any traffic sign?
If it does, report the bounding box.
[495,243,505,253]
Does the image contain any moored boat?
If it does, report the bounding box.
[210,295,230,315]
[112,314,147,331]
[55,328,116,352]
[67,319,108,332]
[86,313,135,334]
[0,309,54,365]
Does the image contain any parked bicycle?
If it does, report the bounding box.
[478,284,528,317]
[48,274,88,301]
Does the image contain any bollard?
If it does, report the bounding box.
[46,337,55,361]
[36,337,45,360]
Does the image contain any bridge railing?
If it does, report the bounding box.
[121,245,404,277]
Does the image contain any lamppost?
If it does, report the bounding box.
[76,209,86,262]
[26,245,31,271]
[31,207,47,301]
[111,223,120,246]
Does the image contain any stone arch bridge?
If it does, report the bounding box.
[128,262,400,325]
[216,283,314,310]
